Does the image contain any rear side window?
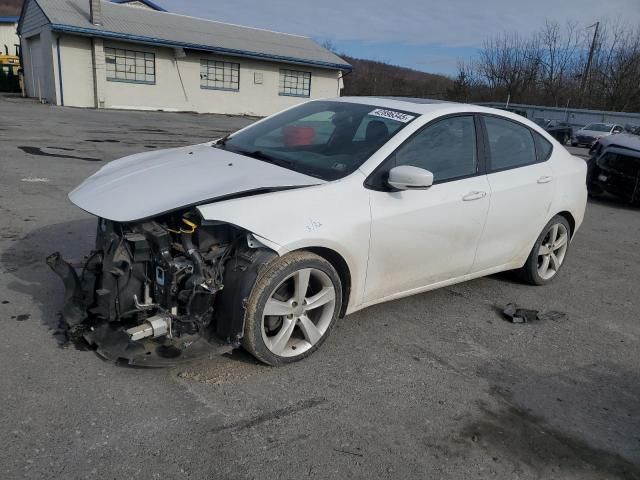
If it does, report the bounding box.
[484,116,537,171]
[533,132,553,162]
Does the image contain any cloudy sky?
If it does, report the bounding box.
[155,0,640,75]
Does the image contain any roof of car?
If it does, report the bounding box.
[599,133,640,153]
[333,96,537,119]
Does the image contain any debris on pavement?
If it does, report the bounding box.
[502,303,567,324]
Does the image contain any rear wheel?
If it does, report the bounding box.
[242,251,342,366]
[518,215,571,285]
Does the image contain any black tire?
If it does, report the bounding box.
[517,215,572,286]
[241,251,342,366]
[571,142,578,147]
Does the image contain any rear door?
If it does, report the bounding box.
[471,115,555,273]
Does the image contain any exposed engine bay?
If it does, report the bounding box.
[47,210,277,366]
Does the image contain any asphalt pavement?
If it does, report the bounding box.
[1,95,639,480]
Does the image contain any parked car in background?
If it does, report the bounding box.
[572,122,625,147]
[534,118,573,145]
[587,133,640,205]
[48,97,588,366]
[625,124,640,136]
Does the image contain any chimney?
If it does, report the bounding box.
[90,0,102,26]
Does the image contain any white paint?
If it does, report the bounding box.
[52,35,341,115]
[68,143,325,222]
[18,17,344,115]
[68,98,588,315]
[0,22,19,55]
[21,177,50,182]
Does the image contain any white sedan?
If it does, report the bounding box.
[48,97,587,366]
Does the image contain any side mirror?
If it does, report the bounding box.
[387,166,434,191]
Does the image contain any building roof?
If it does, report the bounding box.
[24,0,351,70]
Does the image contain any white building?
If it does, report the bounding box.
[0,14,19,56]
[18,0,351,116]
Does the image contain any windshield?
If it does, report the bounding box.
[218,100,417,181]
[584,123,612,132]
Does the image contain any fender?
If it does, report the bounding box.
[197,173,372,312]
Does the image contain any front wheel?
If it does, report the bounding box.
[242,251,342,366]
[518,215,571,285]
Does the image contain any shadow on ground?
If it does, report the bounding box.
[459,360,640,479]
[1,218,96,345]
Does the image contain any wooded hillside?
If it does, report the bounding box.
[341,55,453,99]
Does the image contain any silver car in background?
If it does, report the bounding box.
[572,122,625,147]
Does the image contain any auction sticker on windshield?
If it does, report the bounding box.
[369,109,416,123]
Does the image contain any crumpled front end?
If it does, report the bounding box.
[47,211,277,366]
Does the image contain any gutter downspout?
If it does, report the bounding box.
[56,35,64,106]
[338,69,352,97]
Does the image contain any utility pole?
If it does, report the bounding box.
[580,21,599,106]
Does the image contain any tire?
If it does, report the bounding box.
[518,215,571,286]
[571,142,578,147]
[242,251,342,366]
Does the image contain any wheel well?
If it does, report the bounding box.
[557,211,576,237]
[303,247,351,318]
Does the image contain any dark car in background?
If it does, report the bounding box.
[573,122,625,147]
[534,118,573,145]
[587,133,640,205]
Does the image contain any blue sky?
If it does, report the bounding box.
[155,0,640,76]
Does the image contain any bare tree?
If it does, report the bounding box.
[475,32,541,103]
[537,20,581,106]
[446,20,640,112]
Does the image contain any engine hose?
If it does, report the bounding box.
[181,232,206,283]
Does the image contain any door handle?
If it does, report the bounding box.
[537,175,553,184]
[462,191,487,201]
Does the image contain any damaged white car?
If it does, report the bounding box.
[48,97,587,366]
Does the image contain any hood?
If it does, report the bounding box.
[69,143,324,222]
[578,129,611,137]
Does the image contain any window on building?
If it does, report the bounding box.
[200,60,240,91]
[279,69,311,97]
[105,47,155,84]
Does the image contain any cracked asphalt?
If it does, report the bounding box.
[1,94,639,480]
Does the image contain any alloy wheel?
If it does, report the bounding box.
[261,268,337,357]
[537,223,569,280]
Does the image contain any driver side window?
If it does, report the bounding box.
[393,115,477,183]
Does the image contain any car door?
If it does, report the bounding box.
[471,115,555,273]
[364,114,491,303]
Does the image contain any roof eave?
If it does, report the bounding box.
[0,16,20,23]
[50,24,353,71]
